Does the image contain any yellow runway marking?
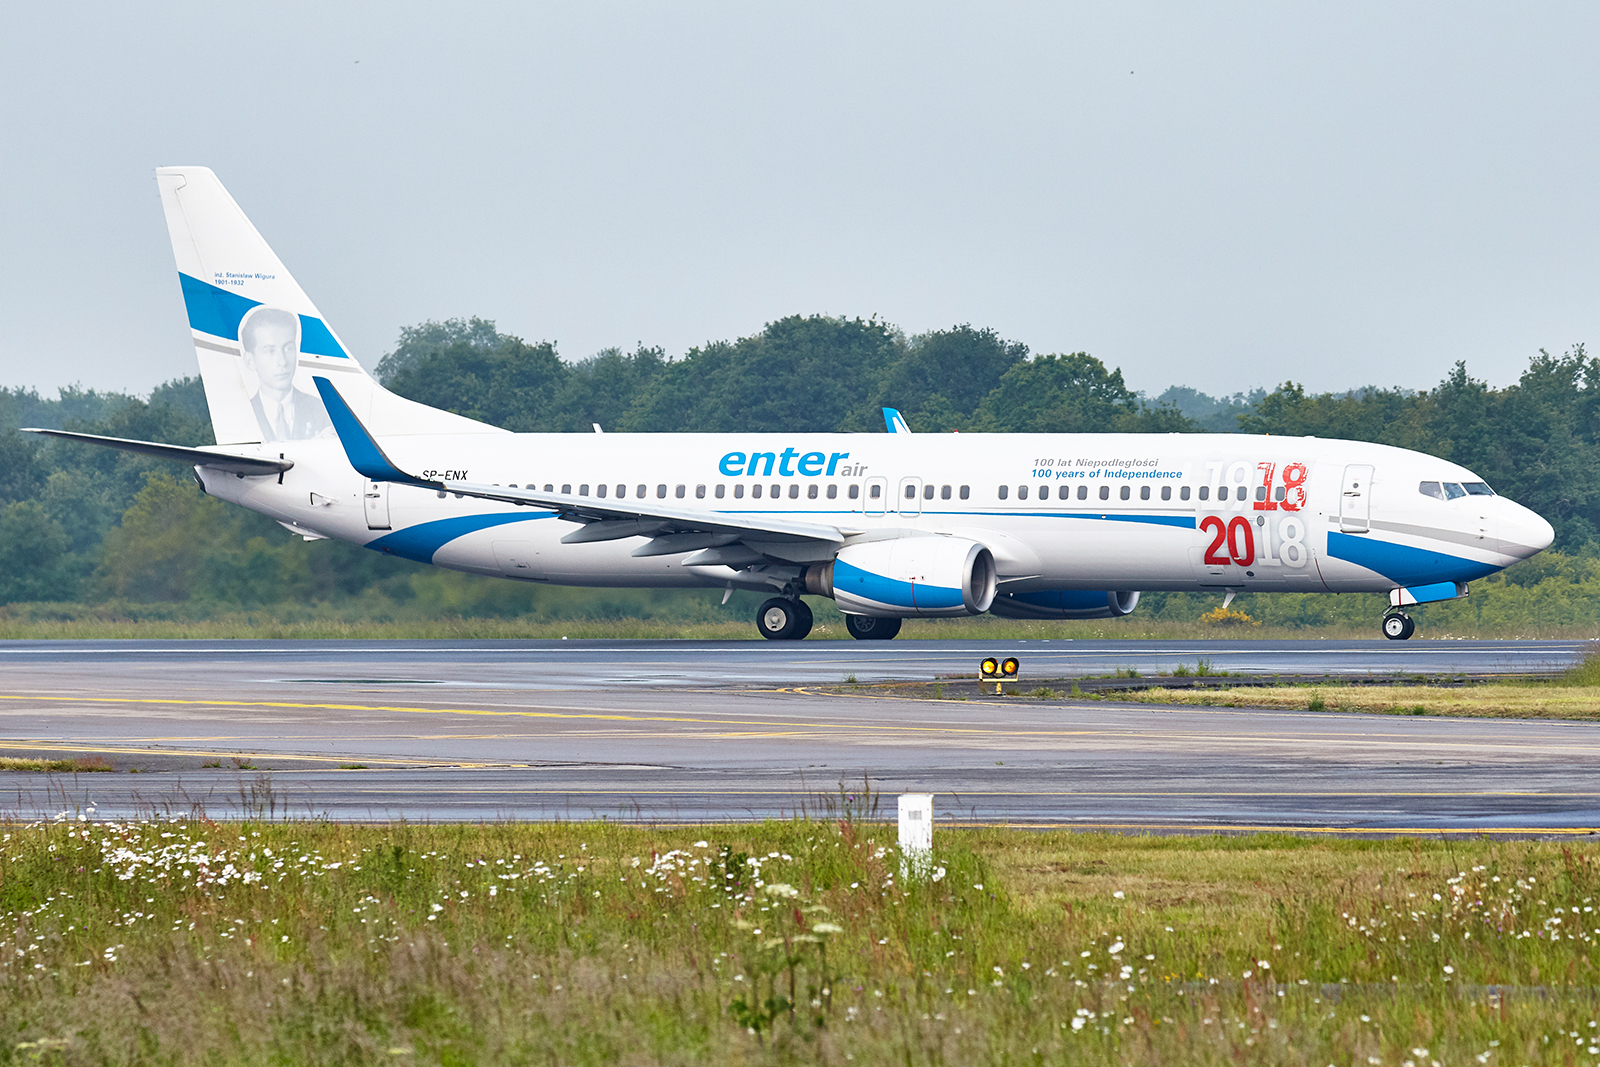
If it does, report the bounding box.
[6,692,1600,757]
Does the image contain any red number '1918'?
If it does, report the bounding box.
[1201,515,1256,566]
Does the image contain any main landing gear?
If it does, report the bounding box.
[757,597,813,641]
[844,614,902,641]
[1382,611,1416,641]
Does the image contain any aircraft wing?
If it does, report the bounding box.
[312,377,850,556]
[20,428,294,476]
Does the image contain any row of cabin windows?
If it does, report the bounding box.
[479,481,1283,505]
[996,483,1288,503]
[498,483,975,502]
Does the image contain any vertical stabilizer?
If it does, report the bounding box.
[156,167,502,444]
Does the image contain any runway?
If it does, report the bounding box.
[0,638,1594,833]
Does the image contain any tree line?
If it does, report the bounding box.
[0,313,1596,614]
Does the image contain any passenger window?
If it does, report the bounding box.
[635,484,645,498]
[695,484,706,499]
[615,484,625,498]
[596,484,607,498]
[1273,485,1285,501]
[807,484,818,499]
[1255,486,1267,501]
[847,484,859,499]
[1038,485,1051,500]
[714,484,725,499]
[544,484,554,493]
[1198,486,1210,501]
[1140,486,1150,501]
[579,484,589,496]
[1443,482,1466,500]
[752,484,763,499]
[1074,485,1085,500]
[1463,481,1494,496]
[1120,486,1130,501]
[826,484,837,499]
[1018,485,1029,500]
[1099,486,1110,501]
[675,484,686,498]
[923,484,934,500]
[870,484,881,499]
[1181,486,1191,500]
[561,484,572,494]
[1160,486,1171,501]
[656,484,667,499]
[772,484,781,498]
[959,485,969,500]
[941,485,951,500]
[1219,486,1231,501]
[734,484,745,499]
[997,485,1008,500]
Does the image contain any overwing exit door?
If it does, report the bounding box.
[364,480,391,530]
[1339,465,1372,533]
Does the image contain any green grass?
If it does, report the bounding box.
[0,756,113,773]
[1,817,1599,1063]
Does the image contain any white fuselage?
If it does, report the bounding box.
[197,430,1553,597]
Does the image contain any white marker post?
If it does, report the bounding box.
[898,793,934,879]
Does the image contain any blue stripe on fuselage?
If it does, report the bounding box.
[1326,530,1499,586]
[366,513,557,564]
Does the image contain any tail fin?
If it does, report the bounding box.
[156,167,502,444]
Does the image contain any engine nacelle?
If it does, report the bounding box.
[988,589,1141,620]
[806,537,997,617]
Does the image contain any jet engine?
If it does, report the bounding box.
[806,537,997,617]
[988,589,1141,620]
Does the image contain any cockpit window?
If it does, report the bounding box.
[1442,482,1467,500]
[1462,481,1494,496]
[1418,481,1445,500]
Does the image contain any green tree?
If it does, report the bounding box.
[546,345,667,432]
[974,353,1190,433]
[871,325,1030,431]
[375,317,568,431]
[0,501,75,603]
[620,315,904,432]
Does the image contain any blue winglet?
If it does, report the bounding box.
[882,407,911,433]
[312,377,420,483]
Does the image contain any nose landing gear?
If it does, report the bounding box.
[756,597,814,641]
[1381,611,1415,641]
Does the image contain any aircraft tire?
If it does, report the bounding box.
[844,614,902,641]
[757,598,808,641]
[792,599,814,640]
[1382,611,1414,641]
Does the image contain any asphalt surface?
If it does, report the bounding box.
[0,638,1594,833]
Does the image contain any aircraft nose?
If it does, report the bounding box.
[1500,502,1555,559]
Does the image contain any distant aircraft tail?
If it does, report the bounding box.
[155,167,501,445]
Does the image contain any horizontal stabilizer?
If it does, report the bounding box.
[21,428,293,475]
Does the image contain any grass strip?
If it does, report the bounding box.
[0,816,1597,1063]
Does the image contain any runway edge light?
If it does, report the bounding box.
[898,793,933,879]
[979,655,1020,694]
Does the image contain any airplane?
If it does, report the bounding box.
[25,167,1556,642]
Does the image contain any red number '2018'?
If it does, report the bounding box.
[1201,515,1256,567]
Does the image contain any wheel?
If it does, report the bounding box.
[792,599,814,640]
[845,614,902,641]
[1382,612,1413,641]
[757,597,808,640]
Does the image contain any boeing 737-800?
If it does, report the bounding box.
[26,168,1556,641]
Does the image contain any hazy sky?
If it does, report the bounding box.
[3,3,1598,399]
